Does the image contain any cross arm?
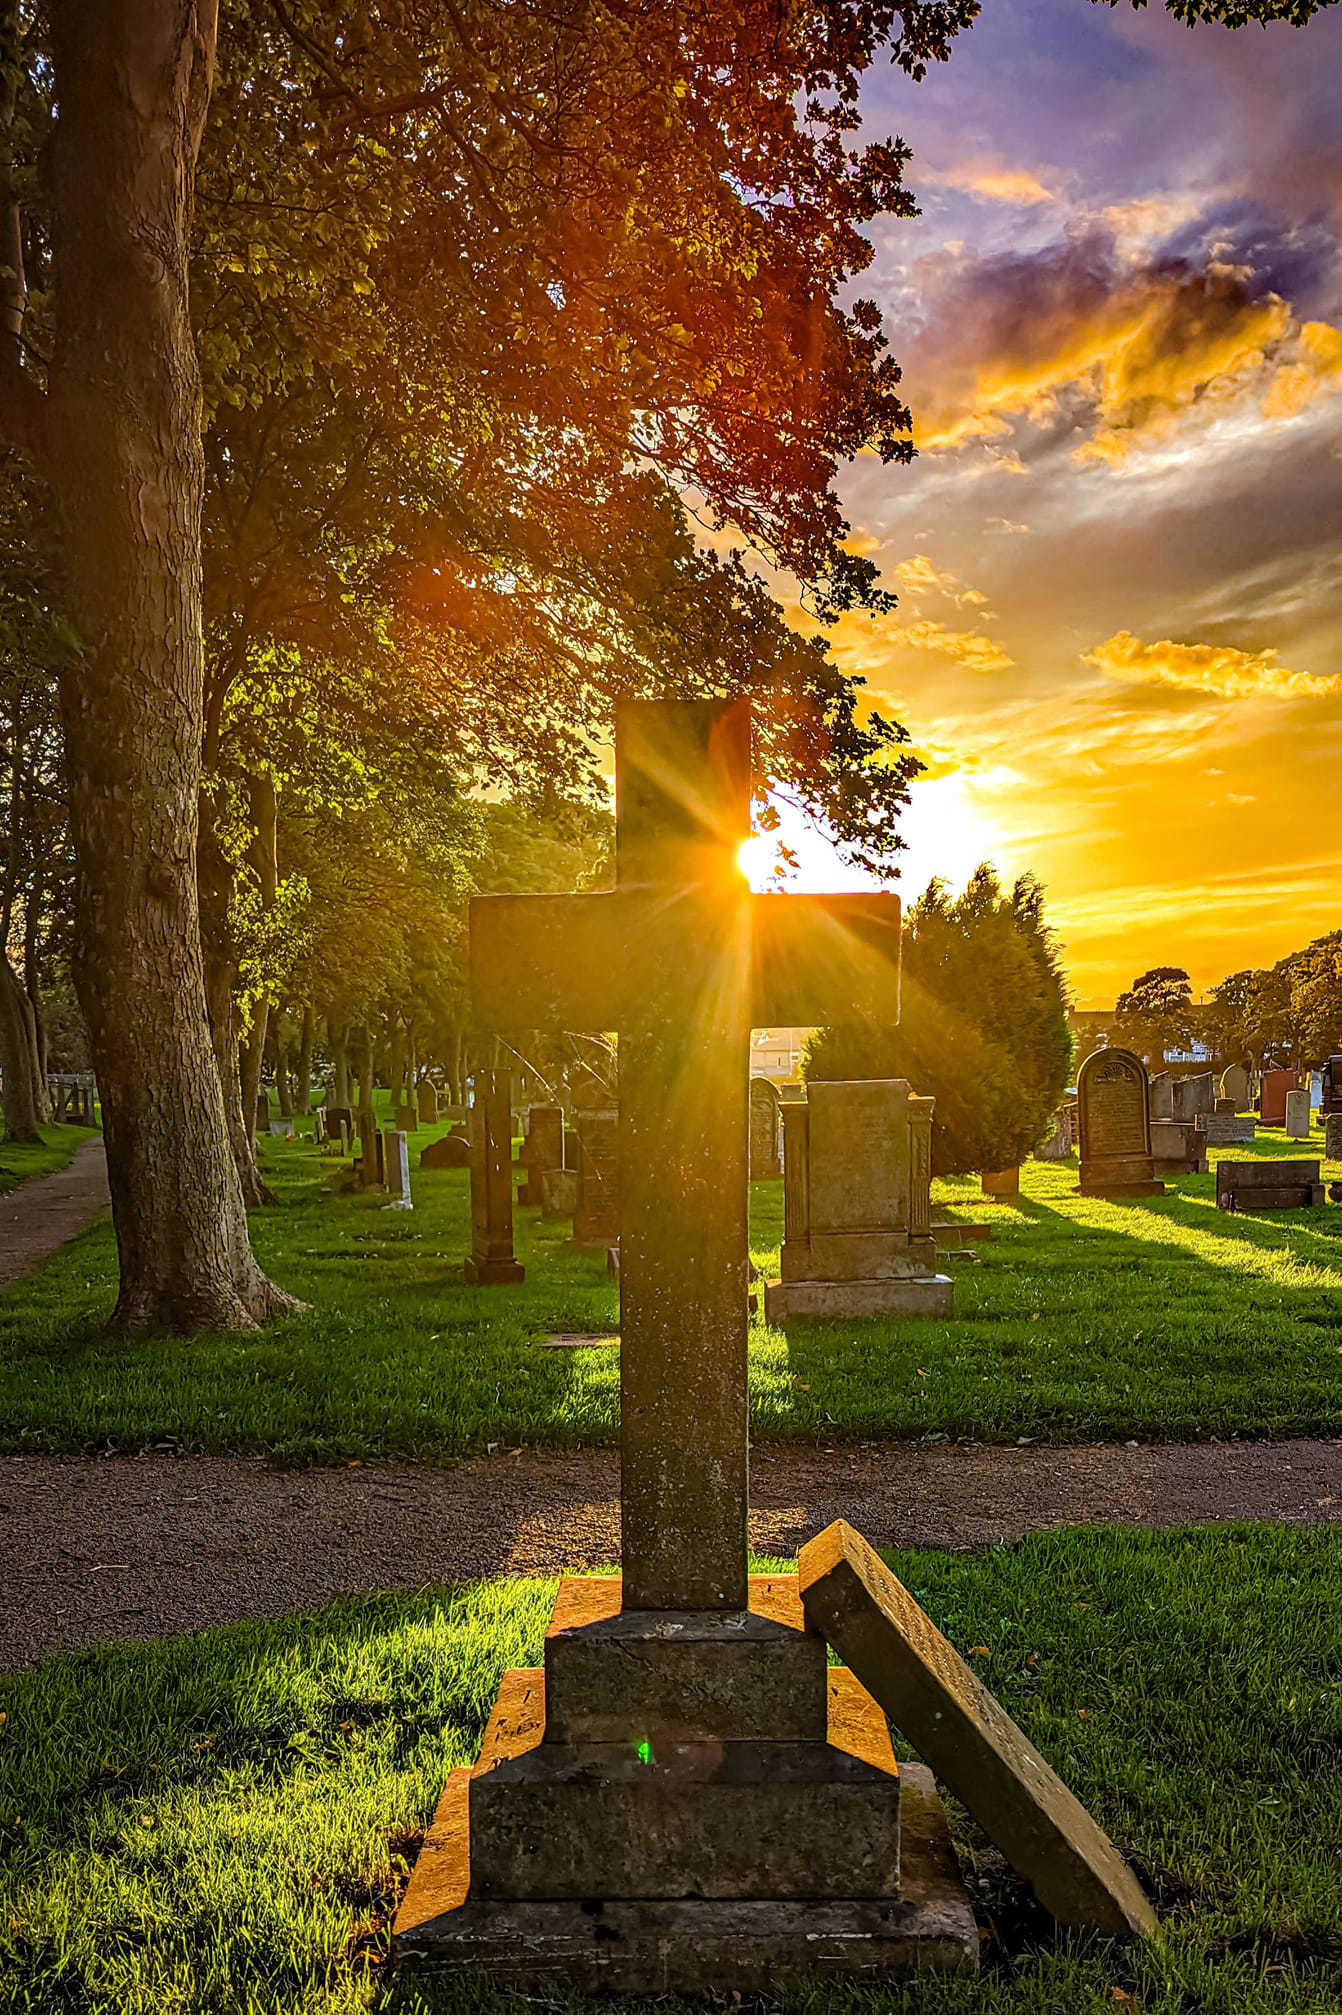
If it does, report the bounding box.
[750,890,901,1029]
[470,891,635,1034]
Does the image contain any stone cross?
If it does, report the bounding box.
[471,699,899,1610]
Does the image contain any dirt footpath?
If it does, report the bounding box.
[5,1435,1340,1669]
[0,1137,109,1289]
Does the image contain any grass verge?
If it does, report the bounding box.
[0,1124,98,1198]
[3,1521,1341,2013]
[0,1107,1339,1458]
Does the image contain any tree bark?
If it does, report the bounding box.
[43,3,297,1328]
[0,954,41,1141]
[198,792,271,1204]
[329,1021,350,1109]
[296,1002,313,1113]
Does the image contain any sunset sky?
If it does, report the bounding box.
[749,0,1342,1007]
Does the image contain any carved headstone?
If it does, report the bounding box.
[1197,1111,1256,1145]
[765,1080,951,1320]
[1150,1119,1207,1174]
[749,1077,783,1179]
[1075,1048,1164,1199]
[1285,1087,1311,1140]
[1321,1055,1342,1118]
[980,1167,1020,1198]
[1147,1071,1173,1122]
[1324,1112,1342,1161]
[417,1081,439,1125]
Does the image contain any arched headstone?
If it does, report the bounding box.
[748,1077,783,1179]
[1076,1048,1165,1199]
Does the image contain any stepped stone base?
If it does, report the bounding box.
[394,1761,975,1993]
[392,1573,977,1994]
[765,1275,954,1320]
[462,1256,524,1285]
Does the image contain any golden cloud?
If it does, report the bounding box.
[893,553,995,613]
[1084,629,1342,701]
[897,620,1014,675]
[927,164,1055,206]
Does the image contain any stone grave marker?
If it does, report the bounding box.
[766,1080,951,1320]
[1321,1055,1342,1117]
[392,699,987,1989]
[799,1522,1156,1939]
[417,1081,440,1124]
[981,1166,1020,1198]
[1197,1111,1256,1145]
[749,1076,783,1179]
[540,1166,579,1217]
[572,1105,620,1252]
[313,1107,327,1147]
[1219,1062,1250,1110]
[383,1129,413,1210]
[464,1070,523,1284]
[1324,1112,1342,1161]
[357,1108,383,1188]
[518,1103,563,1207]
[1216,1158,1325,1212]
[1259,1068,1299,1126]
[420,1131,471,1169]
[396,1100,418,1131]
[1170,1072,1215,1124]
[1147,1071,1173,1122]
[1076,1048,1164,1199]
[1150,1119,1207,1174]
[1285,1087,1311,1139]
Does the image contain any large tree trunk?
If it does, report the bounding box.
[44,4,297,1329]
[0,955,41,1141]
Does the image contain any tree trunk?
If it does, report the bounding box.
[330,1022,350,1109]
[0,955,41,1141]
[198,793,271,1205]
[296,1003,313,1114]
[271,1018,293,1117]
[44,5,297,1329]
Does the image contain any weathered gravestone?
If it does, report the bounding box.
[312,1106,327,1148]
[393,698,986,1989]
[540,1165,579,1218]
[1197,1111,1256,1145]
[518,1104,564,1207]
[383,1129,413,1210]
[1285,1087,1311,1139]
[420,1131,471,1170]
[981,1166,1020,1199]
[766,1080,952,1320]
[1075,1048,1164,1199]
[1217,1158,1325,1212]
[1170,1072,1215,1124]
[1259,1068,1299,1125]
[1150,1119,1207,1174]
[1322,1055,1342,1118]
[1147,1070,1173,1122]
[749,1076,784,1179]
[1325,1112,1342,1161]
[464,1070,523,1285]
[396,1100,418,1131]
[1219,1062,1250,1111]
[1035,1105,1074,1161]
[357,1109,383,1188]
[572,1105,621,1252]
[324,1104,354,1144]
[800,1522,1156,1940]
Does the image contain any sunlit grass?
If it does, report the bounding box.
[0,1122,98,1198]
[3,1522,1342,2013]
[0,1103,1339,1458]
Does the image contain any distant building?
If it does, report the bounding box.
[751,1027,810,1079]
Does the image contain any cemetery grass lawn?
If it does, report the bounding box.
[1,1108,1342,1460]
[0,1123,99,1197]
[4,1520,1341,2015]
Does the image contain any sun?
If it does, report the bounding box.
[738,778,1008,897]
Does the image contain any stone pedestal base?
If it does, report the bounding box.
[394,1763,974,1994]
[392,1574,977,1995]
[463,1255,525,1285]
[764,1275,954,1321]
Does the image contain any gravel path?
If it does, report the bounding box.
[0,1137,109,1289]
[5,1436,1341,1669]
